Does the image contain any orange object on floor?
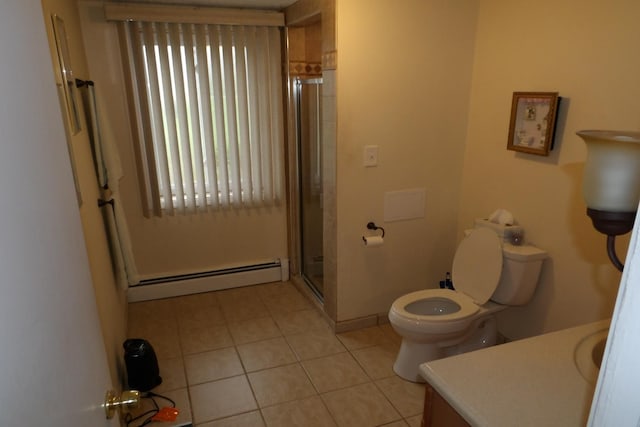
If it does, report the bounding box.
[151,407,179,422]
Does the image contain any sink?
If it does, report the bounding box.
[574,327,608,384]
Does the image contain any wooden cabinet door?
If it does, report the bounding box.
[422,385,471,427]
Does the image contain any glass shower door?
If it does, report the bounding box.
[295,77,323,298]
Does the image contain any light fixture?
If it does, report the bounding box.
[577,130,640,271]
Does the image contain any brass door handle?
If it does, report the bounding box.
[104,389,141,419]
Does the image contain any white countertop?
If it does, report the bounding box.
[419,319,610,427]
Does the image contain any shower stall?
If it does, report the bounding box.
[293,77,324,298]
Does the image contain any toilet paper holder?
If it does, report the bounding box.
[362,222,385,243]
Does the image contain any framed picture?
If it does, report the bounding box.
[507,92,559,156]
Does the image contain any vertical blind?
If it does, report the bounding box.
[123,21,285,216]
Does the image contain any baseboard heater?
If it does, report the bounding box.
[127,258,289,302]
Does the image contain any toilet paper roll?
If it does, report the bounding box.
[363,235,384,247]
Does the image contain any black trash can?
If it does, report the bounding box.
[123,338,162,392]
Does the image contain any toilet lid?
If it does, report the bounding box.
[452,227,503,305]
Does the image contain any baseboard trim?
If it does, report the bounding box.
[335,315,378,334]
[128,259,288,302]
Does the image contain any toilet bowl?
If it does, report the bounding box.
[388,225,547,382]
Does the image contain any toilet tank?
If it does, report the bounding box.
[491,243,547,305]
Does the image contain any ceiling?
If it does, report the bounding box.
[113,0,299,10]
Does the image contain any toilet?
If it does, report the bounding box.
[388,223,547,382]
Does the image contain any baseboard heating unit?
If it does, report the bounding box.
[127,258,289,302]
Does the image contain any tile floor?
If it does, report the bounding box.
[127,281,424,427]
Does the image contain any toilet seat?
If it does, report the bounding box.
[389,288,481,336]
[391,289,479,323]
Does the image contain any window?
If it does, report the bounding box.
[122,21,284,216]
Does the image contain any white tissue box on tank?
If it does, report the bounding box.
[474,219,523,242]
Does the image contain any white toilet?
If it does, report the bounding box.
[388,223,547,382]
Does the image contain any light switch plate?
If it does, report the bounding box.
[363,145,378,167]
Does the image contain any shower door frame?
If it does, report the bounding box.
[292,76,324,300]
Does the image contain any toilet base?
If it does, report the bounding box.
[443,316,497,357]
[392,316,499,383]
[393,340,443,383]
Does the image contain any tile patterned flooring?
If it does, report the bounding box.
[127,281,424,427]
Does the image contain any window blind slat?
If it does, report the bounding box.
[232,26,253,206]
[163,28,184,212]
[193,25,218,209]
[208,25,230,207]
[220,26,241,207]
[162,23,189,214]
[246,27,263,203]
[125,22,160,216]
[181,24,206,211]
[255,27,272,202]
[142,22,174,215]
[268,27,284,203]
[171,24,202,211]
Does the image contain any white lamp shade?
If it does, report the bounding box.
[577,130,640,212]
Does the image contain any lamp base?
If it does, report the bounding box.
[586,208,636,272]
[586,208,636,236]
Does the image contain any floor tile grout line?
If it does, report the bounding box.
[242,371,263,425]
[173,315,194,427]
[196,408,268,426]
[282,335,348,363]
[256,390,342,427]
[313,392,342,427]
[370,375,416,421]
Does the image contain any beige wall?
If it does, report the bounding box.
[458,0,640,339]
[335,0,478,321]
[41,0,127,387]
[334,0,640,337]
[77,1,288,279]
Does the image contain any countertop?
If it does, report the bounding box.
[419,319,610,427]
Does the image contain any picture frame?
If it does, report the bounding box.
[507,91,559,156]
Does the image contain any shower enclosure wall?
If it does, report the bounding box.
[293,77,324,298]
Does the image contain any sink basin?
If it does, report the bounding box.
[574,327,608,384]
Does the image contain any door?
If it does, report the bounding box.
[294,77,324,298]
[0,2,117,426]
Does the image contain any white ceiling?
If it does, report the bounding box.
[113,0,298,10]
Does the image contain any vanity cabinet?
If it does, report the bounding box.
[422,384,470,427]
